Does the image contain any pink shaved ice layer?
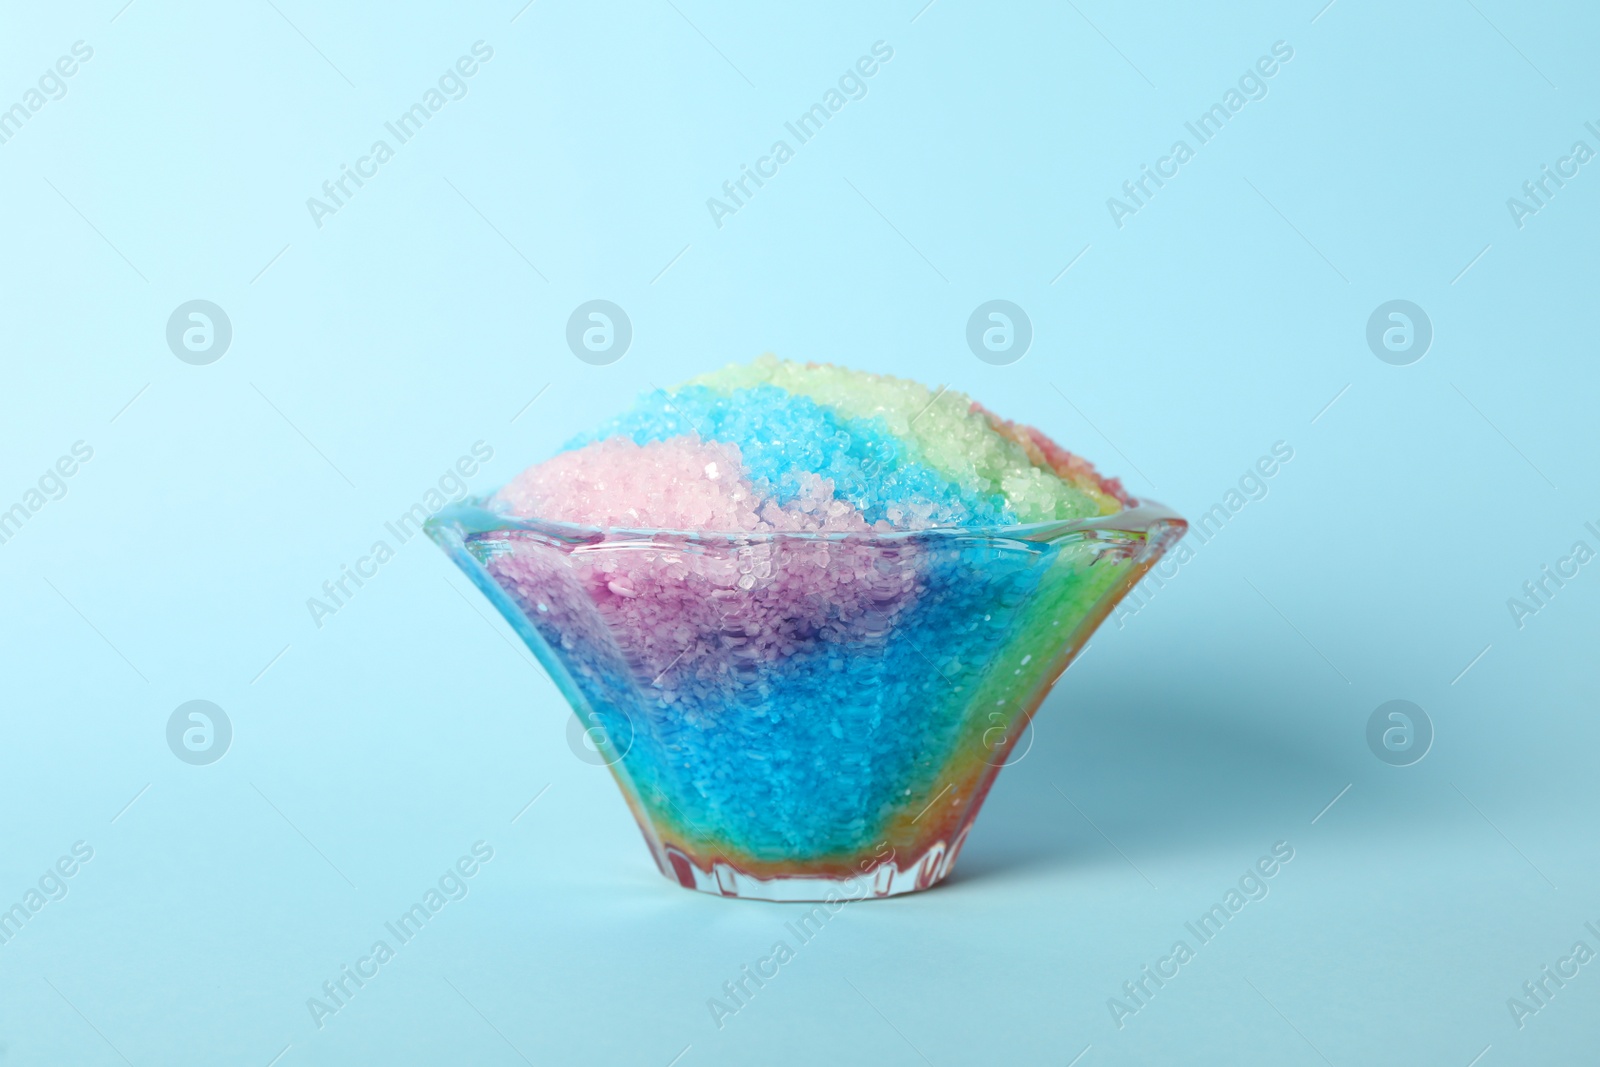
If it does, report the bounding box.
[492,435,872,533]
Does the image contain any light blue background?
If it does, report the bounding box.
[2,1,1597,1064]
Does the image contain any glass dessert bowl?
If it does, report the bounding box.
[428,500,1185,901]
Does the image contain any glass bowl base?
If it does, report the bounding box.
[655,833,969,902]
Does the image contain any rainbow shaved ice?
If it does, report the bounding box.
[434,356,1182,899]
[494,355,1129,532]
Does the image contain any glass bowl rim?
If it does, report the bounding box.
[425,497,1187,549]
